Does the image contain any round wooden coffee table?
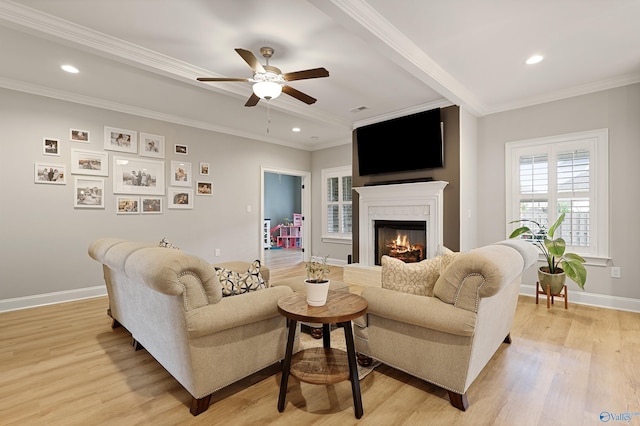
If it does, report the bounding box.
[277,290,368,419]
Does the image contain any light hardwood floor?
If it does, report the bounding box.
[1,252,639,425]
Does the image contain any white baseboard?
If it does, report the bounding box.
[519,283,640,313]
[0,286,107,313]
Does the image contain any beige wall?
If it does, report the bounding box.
[0,88,318,307]
[477,83,640,306]
[310,144,353,264]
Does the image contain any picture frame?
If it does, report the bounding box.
[168,188,193,209]
[170,160,192,187]
[139,132,165,159]
[197,181,212,195]
[200,162,210,175]
[35,163,66,184]
[43,138,60,156]
[70,149,109,176]
[174,144,188,155]
[113,156,165,195]
[70,128,90,143]
[116,196,140,214]
[141,197,163,214]
[73,177,105,208]
[104,126,137,154]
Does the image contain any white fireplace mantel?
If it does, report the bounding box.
[354,180,448,267]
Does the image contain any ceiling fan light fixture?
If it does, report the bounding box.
[252,81,282,100]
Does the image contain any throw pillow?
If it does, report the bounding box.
[158,237,179,249]
[438,246,460,272]
[214,260,266,297]
[381,255,442,296]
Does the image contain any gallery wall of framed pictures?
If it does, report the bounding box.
[34,125,213,214]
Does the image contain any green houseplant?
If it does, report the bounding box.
[509,212,587,291]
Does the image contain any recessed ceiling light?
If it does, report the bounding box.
[525,55,544,65]
[292,127,301,132]
[61,64,79,73]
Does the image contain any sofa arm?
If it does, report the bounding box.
[433,245,524,312]
[185,285,293,338]
[362,287,477,337]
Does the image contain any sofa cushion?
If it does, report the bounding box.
[215,260,267,297]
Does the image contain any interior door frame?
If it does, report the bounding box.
[260,166,311,264]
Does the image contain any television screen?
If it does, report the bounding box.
[356,108,443,176]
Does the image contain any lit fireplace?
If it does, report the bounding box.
[375,220,426,265]
[353,181,447,267]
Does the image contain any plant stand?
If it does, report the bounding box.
[536,281,568,309]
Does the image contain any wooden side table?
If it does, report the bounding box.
[536,281,568,309]
[277,290,368,419]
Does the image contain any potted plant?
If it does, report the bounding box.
[304,255,331,306]
[509,212,587,293]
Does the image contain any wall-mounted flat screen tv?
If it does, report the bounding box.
[356,108,443,176]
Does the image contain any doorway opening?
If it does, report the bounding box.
[261,167,310,266]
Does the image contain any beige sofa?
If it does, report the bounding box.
[354,239,538,411]
[88,238,293,415]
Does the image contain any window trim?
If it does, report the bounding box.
[321,165,352,243]
[505,129,609,266]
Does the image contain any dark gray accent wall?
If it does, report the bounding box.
[352,105,461,262]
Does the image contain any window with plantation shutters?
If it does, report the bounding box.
[322,166,352,242]
[506,129,609,262]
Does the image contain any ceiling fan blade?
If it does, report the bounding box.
[282,85,317,105]
[283,67,329,81]
[235,48,266,73]
[244,93,260,107]
[197,77,249,82]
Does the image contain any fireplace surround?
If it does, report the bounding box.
[353,180,447,268]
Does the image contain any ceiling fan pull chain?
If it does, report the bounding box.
[267,101,271,134]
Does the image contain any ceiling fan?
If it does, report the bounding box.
[197,47,329,107]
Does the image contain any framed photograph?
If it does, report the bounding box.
[113,156,165,195]
[174,144,188,155]
[141,197,163,214]
[200,162,210,175]
[74,177,105,208]
[168,188,193,209]
[139,132,165,159]
[116,196,140,214]
[71,149,109,176]
[104,126,137,154]
[170,161,192,187]
[43,138,60,156]
[197,181,212,195]
[70,128,90,143]
[35,163,66,184]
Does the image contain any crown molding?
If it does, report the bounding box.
[0,76,325,150]
[487,73,640,115]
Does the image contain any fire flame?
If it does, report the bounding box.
[385,232,424,263]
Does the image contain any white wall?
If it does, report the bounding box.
[0,88,313,309]
[477,83,640,309]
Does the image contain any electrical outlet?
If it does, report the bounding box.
[246,204,252,213]
[611,266,621,278]
[215,248,221,257]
